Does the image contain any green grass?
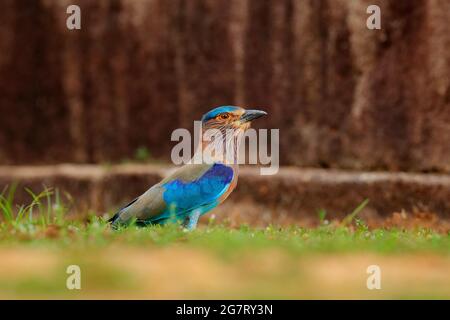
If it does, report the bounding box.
[0,186,449,299]
[1,219,449,255]
[0,185,448,255]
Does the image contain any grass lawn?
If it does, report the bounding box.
[0,186,449,299]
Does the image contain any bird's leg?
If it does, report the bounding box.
[183,210,201,230]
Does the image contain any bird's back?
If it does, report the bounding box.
[110,162,236,226]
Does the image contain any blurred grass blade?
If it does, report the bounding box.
[0,194,13,221]
[317,209,327,224]
[45,184,52,224]
[342,199,369,226]
[7,182,18,209]
[0,183,18,222]
[24,187,54,226]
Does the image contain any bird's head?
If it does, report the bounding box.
[196,106,267,164]
[201,106,267,132]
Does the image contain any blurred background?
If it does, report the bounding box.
[1,0,448,169]
[0,0,449,223]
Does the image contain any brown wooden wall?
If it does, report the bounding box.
[0,0,448,172]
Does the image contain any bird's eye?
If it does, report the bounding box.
[218,113,230,120]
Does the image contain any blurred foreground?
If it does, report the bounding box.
[1,170,449,299]
[0,223,449,299]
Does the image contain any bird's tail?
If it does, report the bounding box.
[107,212,120,224]
[107,196,140,226]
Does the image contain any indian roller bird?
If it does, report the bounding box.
[108,106,267,230]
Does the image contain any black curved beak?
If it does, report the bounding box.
[240,109,267,123]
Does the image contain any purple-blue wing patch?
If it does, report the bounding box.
[162,163,234,211]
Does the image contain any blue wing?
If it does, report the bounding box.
[110,163,234,226]
[163,163,233,211]
[153,163,234,223]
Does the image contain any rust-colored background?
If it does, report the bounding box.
[0,0,449,171]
